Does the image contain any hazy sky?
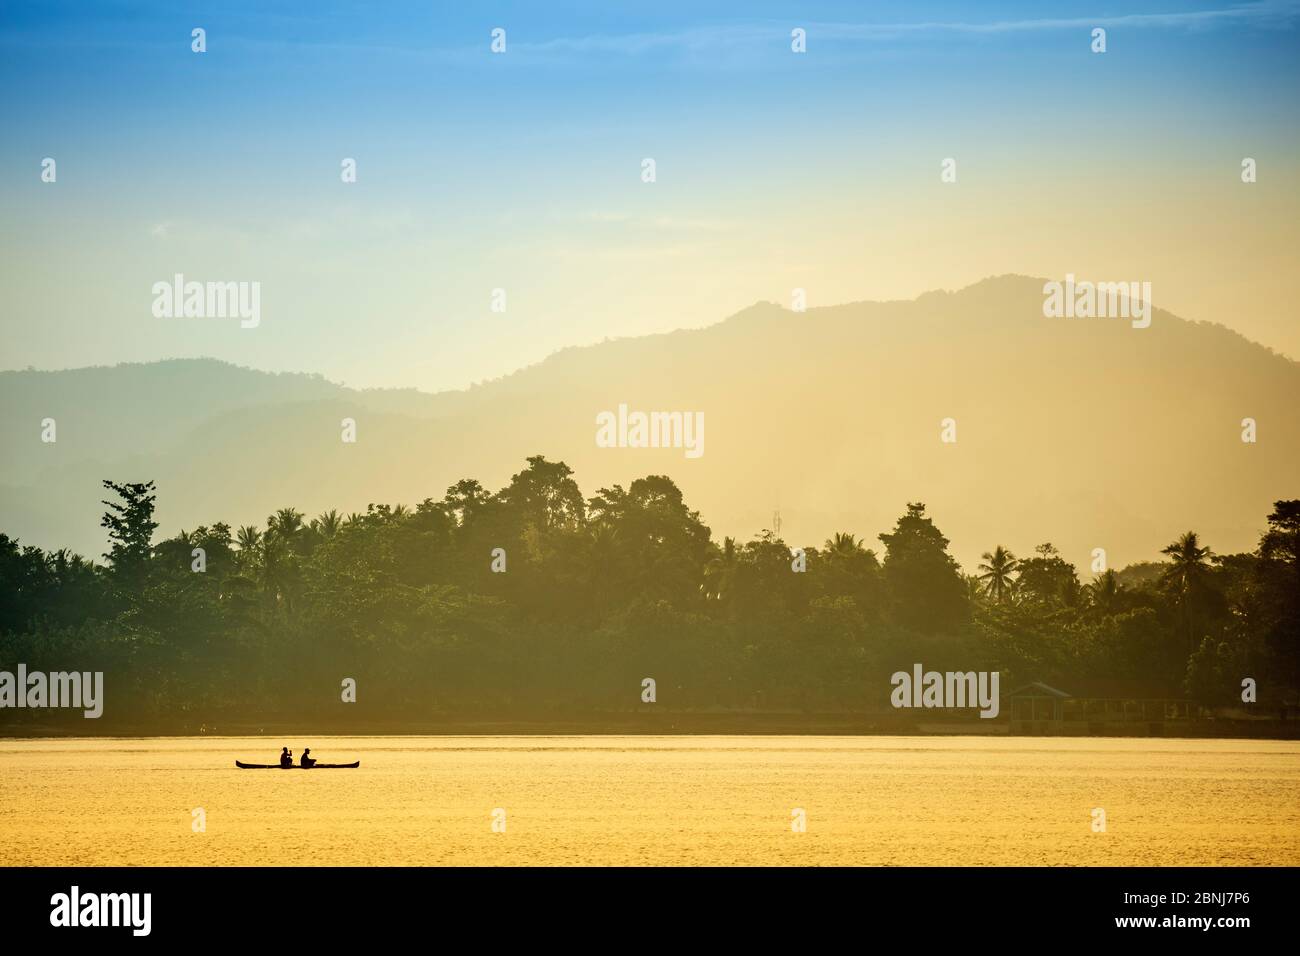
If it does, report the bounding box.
[2,1,1298,390]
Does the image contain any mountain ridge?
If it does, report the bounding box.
[6,273,1297,391]
[3,275,1296,571]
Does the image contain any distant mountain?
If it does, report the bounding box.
[3,275,1296,571]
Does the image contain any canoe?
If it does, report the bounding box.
[235,760,360,769]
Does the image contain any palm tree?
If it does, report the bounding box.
[235,525,262,553]
[1086,569,1123,615]
[1161,531,1214,651]
[977,546,1018,603]
[702,536,739,600]
[268,508,304,539]
[312,510,342,539]
[1161,530,1213,588]
[824,532,866,558]
[1059,574,1083,608]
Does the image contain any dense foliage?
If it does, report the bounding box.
[1,456,1296,727]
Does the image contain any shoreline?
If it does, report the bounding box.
[3,712,1298,740]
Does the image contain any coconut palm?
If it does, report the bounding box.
[1161,531,1214,590]
[824,532,866,558]
[702,536,739,600]
[257,531,297,609]
[1059,574,1083,608]
[235,525,262,553]
[268,507,304,539]
[1086,569,1123,615]
[977,546,1018,603]
[1161,531,1214,651]
[1086,572,1128,616]
[312,510,342,539]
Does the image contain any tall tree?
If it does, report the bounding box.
[100,480,158,583]
[1257,501,1300,697]
[1161,530,1214,653]
[1013,543,1079,606]
[702,536,738,601]
[497,455,586,532]
[878,503,968,632]
[977,546,1018,603]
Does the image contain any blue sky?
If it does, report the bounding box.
[2,1,1298,388]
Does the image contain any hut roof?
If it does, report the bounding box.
[1005,679,1186,700]
[1004,681,1072,699]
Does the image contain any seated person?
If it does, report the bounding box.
[300,748,317,768]
[279,747,293,768]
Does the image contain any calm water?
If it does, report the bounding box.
[2,735,1297,866]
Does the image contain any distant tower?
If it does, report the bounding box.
[773,508,782,537]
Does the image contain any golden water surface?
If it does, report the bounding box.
[1,735,1297,865]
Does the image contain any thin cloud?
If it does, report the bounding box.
[510,1,1299,55]
[814,1,1300,38]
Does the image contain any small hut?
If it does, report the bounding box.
[1006,680,1200,735]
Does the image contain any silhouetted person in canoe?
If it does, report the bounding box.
[300,748,317,768]
[279,747,293,769]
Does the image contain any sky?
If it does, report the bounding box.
[2,0,1298,390]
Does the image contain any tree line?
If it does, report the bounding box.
[1,455,1296,728]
